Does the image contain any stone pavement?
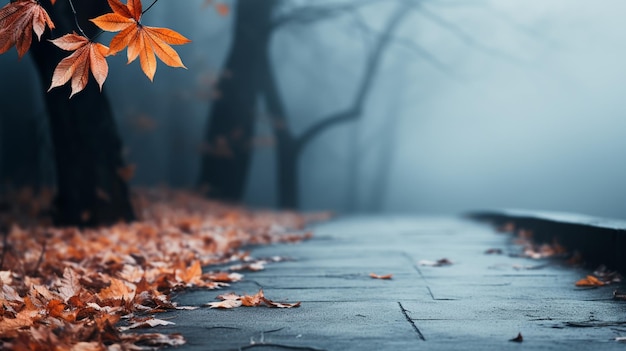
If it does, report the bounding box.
[156,216,626,350]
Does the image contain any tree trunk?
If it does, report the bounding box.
[257,27,298,209]
[198,0,277,202]
[266,2,412,210]
[277,141,299,209]
[29,0,134,226]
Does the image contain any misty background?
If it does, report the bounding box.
[2,0,626,218]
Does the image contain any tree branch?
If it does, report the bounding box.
[415,4,528,66]
[295,2,412,154]
[347,7,460,81]
[272,0,383,29]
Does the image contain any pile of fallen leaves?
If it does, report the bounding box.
[0,189,323,350]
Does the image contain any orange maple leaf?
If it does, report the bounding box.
[0,0,55,58]
[202,0,229,16]
[90,0,190,81]
[48,33,109,98]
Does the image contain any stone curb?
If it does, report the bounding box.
[468,209,626,273]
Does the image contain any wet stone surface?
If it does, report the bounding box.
[157,216,626,350]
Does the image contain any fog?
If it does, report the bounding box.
[2,0,626,218]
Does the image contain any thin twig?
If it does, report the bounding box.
[142,0,159,15]
[67,0,87,37]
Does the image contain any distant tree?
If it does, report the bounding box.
[198,0,277,202]
[198,0,414,209]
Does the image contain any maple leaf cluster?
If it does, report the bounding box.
[0,189,319,350]
[0,0,197,98]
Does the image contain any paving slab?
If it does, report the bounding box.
[151,216,626,350]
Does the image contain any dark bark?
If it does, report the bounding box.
[0,111,48,189]
[258,47,296,208]
[198,0,278,202]
[28,0,134,226]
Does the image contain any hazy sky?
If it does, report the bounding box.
[281,0,626,218]
[3,0,626,219]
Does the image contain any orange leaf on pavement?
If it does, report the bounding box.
[240,289,264,307]
[575,275,605,287]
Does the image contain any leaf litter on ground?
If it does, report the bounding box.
[0,189,324,349]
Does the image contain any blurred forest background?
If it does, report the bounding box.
[2,0,626,219]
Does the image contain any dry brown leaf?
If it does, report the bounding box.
[0,0,54,58]
[210,288,300,309]
[240,289,264,307]
[418,258,453,267]
[0,189,316,348]
[119,317,175,331]
[205,271,243,282]
[98,278,136,301]
[261,297,301,309]
[575,275,605,287]
[216,292,240,301]
[206,299,242,309]
[369,273,393,280]
[176,260,202,284]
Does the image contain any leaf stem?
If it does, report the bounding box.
[142,0,159,15]
[68,0,87,37]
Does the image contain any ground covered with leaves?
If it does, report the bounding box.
[0,189,322,350]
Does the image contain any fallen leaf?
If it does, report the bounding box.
[0,188,317,348]
[369,273,393,280]
[216,292,240,301]
[119,317,175,331]
[209,289,300,309]
[484,248,503,255]
[418,258,453,267]
[214,3,230,16]
[261,297,301,309]
[575,275,604,287]
[206,299,242,309]
[509,332,523,342]
[241,289,264,307]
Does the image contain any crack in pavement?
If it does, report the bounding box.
[398,302,426,341]
[401,252,425,279]
[234,343,327,351]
